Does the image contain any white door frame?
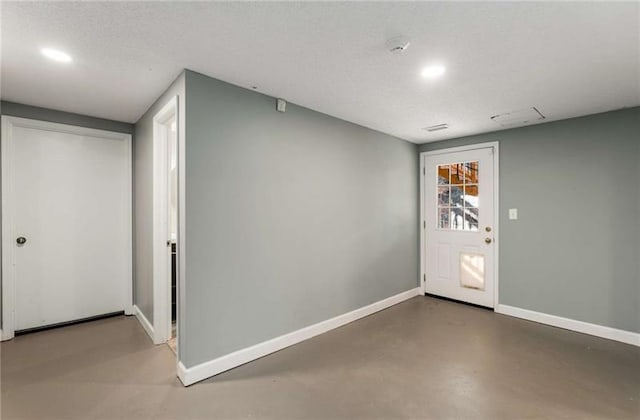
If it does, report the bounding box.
[0,116,133,341]
[151,97,178,345]
[419,141,500,308]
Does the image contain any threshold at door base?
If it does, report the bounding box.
[423,293,493,311]
[15,311,125,336]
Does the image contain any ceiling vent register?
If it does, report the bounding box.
[423,123,449,132]
[490,107,545,127]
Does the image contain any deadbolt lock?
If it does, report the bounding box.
[485,226,492,232]
[16,236,27,245]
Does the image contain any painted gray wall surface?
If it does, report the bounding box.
[0,101,134,323]
[132,72,185,324]
[1,101,134,134]
[419,107,640,333]
[183,70,418,367]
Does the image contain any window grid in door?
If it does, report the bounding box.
[437,162,479,231]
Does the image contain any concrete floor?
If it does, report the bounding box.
[2,296,639,419]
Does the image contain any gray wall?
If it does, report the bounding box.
[419,107,640,333]
[0,101,134,322]
[183,70,419,367]
[133,72,186,324]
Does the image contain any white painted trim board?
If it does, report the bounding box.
[496,304,640,347]
[178,287,421,386]
[133,305,155,341]
[152,96,178,345]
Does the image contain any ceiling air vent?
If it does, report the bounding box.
[423,123,449,132]
[490,107,545,127]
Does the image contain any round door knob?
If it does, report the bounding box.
[484,237,492,244]
[16,236,27,245]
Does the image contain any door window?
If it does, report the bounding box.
[437,162,479,231]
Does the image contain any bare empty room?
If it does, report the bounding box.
[0,1,639,419]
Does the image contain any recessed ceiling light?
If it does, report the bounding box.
[421,65,446,79]
[41,48,72,63]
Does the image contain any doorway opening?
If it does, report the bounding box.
[152,97,179,354]
[1,116,133,340]
[167,113,178,354]
[420,142,499,309]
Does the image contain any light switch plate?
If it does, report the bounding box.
[509,208,518,220]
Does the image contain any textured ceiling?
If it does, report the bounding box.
[2,1,638,143]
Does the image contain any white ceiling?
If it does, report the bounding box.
[2,1,639,143]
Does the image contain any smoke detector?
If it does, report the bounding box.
[386,36,410,53]
[423,123,449,132]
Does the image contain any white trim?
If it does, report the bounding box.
[177,361,189,385]
[152,96,178,345]
[422,141,499,156]
[496,304,640,347]
[419,141,500,307]
[124,125,134,316]
[0,116,133,341]
[419,152,426,295]
[492,143,500,307]
[177,287,421,386]
[133,305,155,341]
[0,117,131,140]
[1,117,16,341]
[176,87,187,362]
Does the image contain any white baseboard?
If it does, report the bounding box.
[495,304,640,347]
[178,287,421,386]
[133,304,155,342]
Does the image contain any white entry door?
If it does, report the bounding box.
[1,117,132,336]
[422,144,497,308]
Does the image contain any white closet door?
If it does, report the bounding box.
[3,117,131,332]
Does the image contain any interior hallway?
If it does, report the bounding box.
[2,296,638,419]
